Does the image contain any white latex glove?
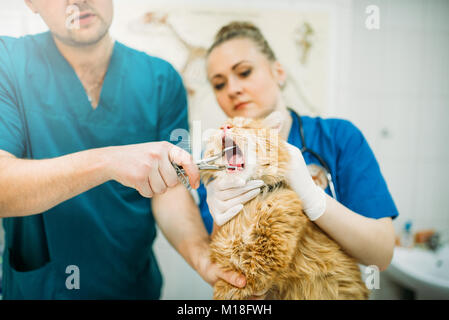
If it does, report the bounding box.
[206,177,264,226]
[285,143,327,221]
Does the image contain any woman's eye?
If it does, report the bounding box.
[214,83,225,90]
[240,69,252,77]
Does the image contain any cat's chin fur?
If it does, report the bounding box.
[201,115,369,300]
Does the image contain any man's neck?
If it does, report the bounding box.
[53,33,114,73]
[52,34,115,109]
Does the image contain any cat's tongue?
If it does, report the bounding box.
[228,153,244,168]
[224,139,244,170]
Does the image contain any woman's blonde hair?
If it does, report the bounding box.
[207,21,277,62]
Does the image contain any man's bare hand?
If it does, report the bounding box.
[193,242,246,290]
[106,141,199,197]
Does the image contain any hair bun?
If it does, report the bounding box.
[208,21,276,61]
[215,21,261,42]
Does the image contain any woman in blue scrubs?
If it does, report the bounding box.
[199,21,399,276]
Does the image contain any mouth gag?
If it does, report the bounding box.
[172,146,238,190]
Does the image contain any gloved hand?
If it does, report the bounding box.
[206,177,264,226]
[285,143,327,221]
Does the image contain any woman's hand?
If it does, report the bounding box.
[285,143,326,221]
[206,176,264,226]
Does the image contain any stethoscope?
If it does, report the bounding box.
[290,109,338,200]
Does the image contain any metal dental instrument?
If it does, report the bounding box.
[196,146,237,169]
[172,146,237,190]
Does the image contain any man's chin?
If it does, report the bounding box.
[71,36,106,47]
[53,27,109,47]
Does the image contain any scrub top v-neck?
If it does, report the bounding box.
[0,32,189,299]
[43,33,122,120]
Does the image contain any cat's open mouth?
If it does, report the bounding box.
[222,136,245,172]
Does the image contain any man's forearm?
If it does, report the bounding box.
[152,185,210,272]
[0,148,111,217]
[153,185,247,289]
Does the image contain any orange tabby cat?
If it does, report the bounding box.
[201,114,369,300]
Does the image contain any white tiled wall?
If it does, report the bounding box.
[334,0,449,234]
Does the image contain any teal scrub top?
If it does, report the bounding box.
[0,32,188,299]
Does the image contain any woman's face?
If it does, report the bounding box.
[207,38,285,119]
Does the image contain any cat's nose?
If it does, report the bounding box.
[221,124,232,135]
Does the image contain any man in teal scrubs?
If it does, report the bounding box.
[0,0,245,299]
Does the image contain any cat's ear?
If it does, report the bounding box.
[262,111,283,132]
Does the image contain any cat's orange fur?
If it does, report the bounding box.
[201,116,369,300]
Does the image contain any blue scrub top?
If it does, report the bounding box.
[198,109,399,234]
[0,32,188,299]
